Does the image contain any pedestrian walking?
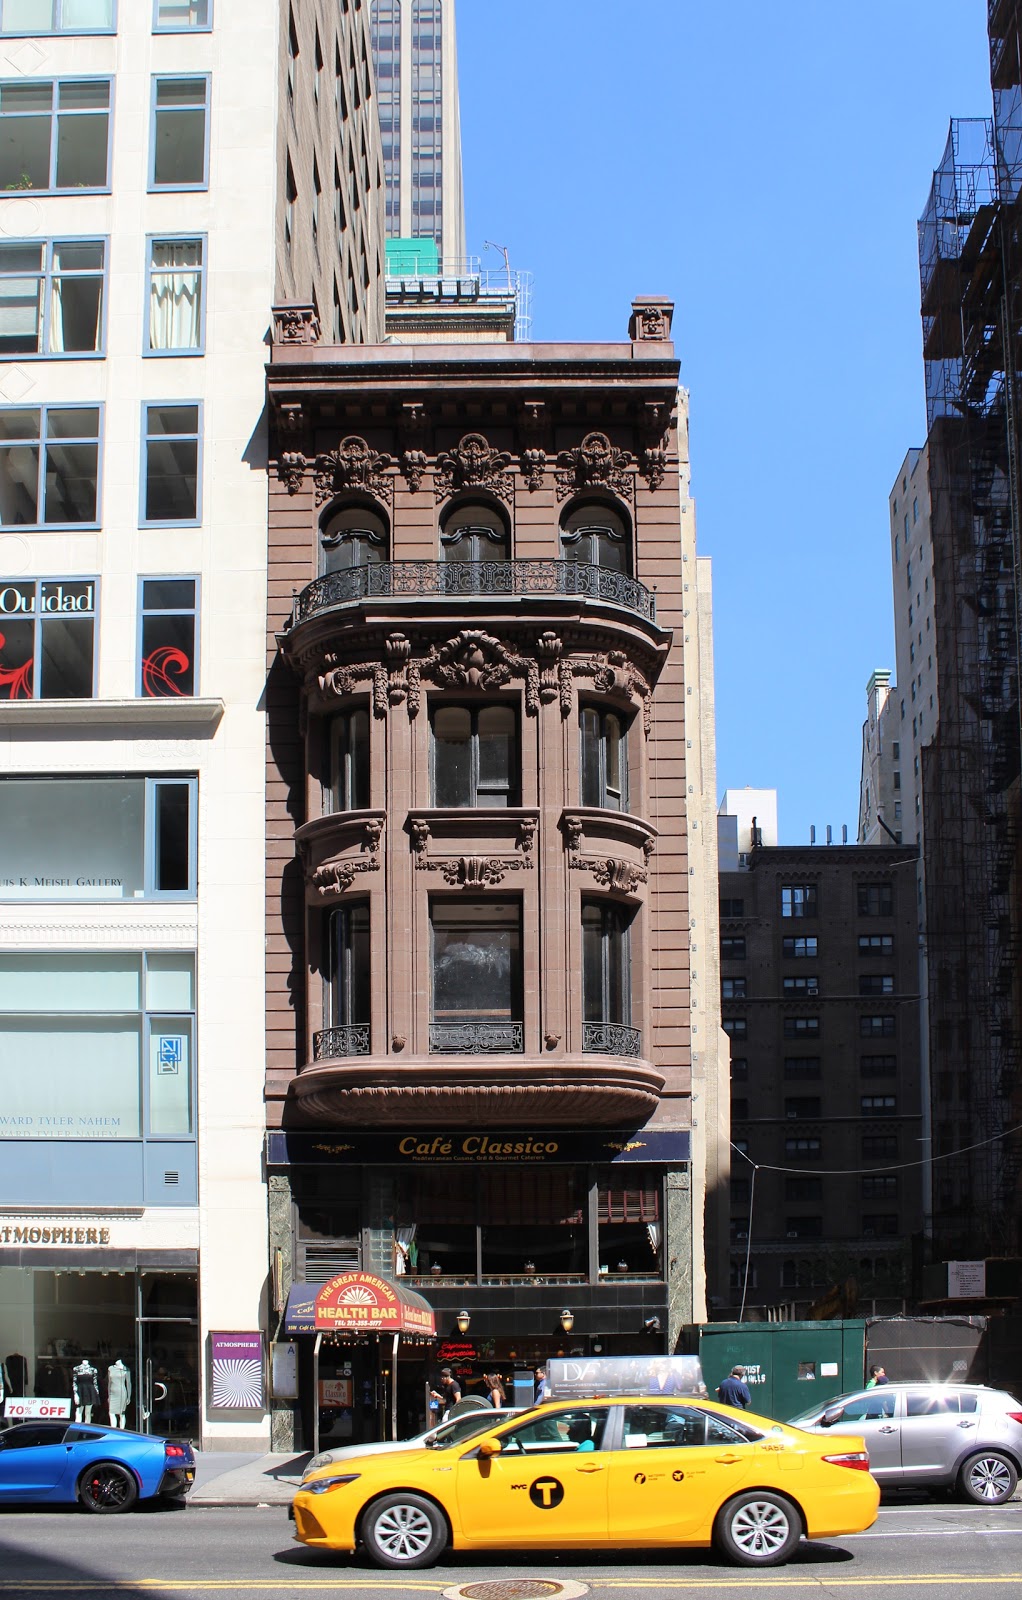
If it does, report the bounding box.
[483,1372,506,1407]
[716,1366,752,1409]
[534,1365,548,1403]
[429,1366,462,1419]
[865,1365,889,1388]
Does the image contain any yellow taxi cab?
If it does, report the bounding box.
[291,1395,879,1570]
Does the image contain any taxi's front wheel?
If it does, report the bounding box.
[714,1490,802,1566]
[361,1492,448,1569]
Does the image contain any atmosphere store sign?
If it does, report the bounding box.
[0,1219,115,1246]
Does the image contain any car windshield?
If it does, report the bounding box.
[429,1413,502,1450]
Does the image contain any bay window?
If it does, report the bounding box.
[430,899,522,1052]
[430,703,518,807]
[582,899,637,1055]
[580,704,629,810]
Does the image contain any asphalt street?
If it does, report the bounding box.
[0,1499,1020,1598]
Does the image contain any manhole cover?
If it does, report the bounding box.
[458,1587,564,1600]
[445,1584,589,1600]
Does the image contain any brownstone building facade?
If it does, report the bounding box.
[719,843,924,1314]
[263,298,719,1448]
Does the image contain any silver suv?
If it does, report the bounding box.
[789,1383,1022,1503]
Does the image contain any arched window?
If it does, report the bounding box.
[320,504,389,574]
[440,502,509,563]
[561,502,631,575]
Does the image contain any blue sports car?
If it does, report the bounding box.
[0,1420,195,1512]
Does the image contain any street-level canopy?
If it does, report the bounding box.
[283,1271,435,1337]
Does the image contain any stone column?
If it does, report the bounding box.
[268,1172,296,1451]
[665,1165,694,1349]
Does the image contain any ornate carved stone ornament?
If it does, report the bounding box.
[629,299,674,342]
[276,401,305,436]
[310,817,384,897]
[639,442,669,493]
[411,817,535,885]
[433,432,513,504]
[589,857,648,892]
[573,650,653,734]
[278,451,307,495]
[314,436,393,507]
[401,449,428,493]
[318,659,391,719]
[273,303,321,344]
[555,431,634,503]
[415,629,540,716]
[399,402,430,492]
[520,446,547,491]
[560,815,649,894]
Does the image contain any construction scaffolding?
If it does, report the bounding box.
[918,50,1022,1254]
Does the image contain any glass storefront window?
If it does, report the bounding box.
[0,1268,198,1438]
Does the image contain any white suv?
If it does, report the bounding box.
[789,1383,1022,1502]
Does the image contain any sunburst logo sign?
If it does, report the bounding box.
[210,1332,264,1409]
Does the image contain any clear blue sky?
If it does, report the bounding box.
[457,0,993,844]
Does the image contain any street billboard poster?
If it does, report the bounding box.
[210,1331,264,1409]
[545,1355,706,1400]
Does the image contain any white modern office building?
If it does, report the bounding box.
[0,0,383,1449]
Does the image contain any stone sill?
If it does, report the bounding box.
[0,698,225,731]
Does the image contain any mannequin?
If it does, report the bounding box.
[72,1359,100,1423]
[106,1360,131,1428]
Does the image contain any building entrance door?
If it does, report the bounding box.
[137,1272,198,1439]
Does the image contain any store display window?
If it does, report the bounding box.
[0,1268,198,1438]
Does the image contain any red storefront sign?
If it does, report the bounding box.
[313,1271,435,1335]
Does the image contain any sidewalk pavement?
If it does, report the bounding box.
[190,1451,311,1506]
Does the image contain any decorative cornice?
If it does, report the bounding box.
[314,436,393,507]
[555,431,633,503]
[434,432,513,504]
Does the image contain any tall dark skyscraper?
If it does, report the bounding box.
[370,0,466,263]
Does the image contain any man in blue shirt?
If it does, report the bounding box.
[717,1366,752,1409]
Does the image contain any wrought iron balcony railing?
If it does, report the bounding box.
[429,1021,524,1054]
[289,560,657,626]
[582,1021,642,1057]
[312,1024,372,1060]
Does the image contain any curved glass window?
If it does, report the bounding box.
[328,903,370,1030]
[582,900,631,1029]
[581,705,628,811]
[320,505,388,573]
[329,707,369,812]
[561,504,631,575]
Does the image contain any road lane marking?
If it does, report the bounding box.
[3,1580,1022,1593]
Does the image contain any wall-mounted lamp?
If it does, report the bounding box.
[560,1308,574,1333]
[643,1315,662,1335]
[456,1310,471,1335]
